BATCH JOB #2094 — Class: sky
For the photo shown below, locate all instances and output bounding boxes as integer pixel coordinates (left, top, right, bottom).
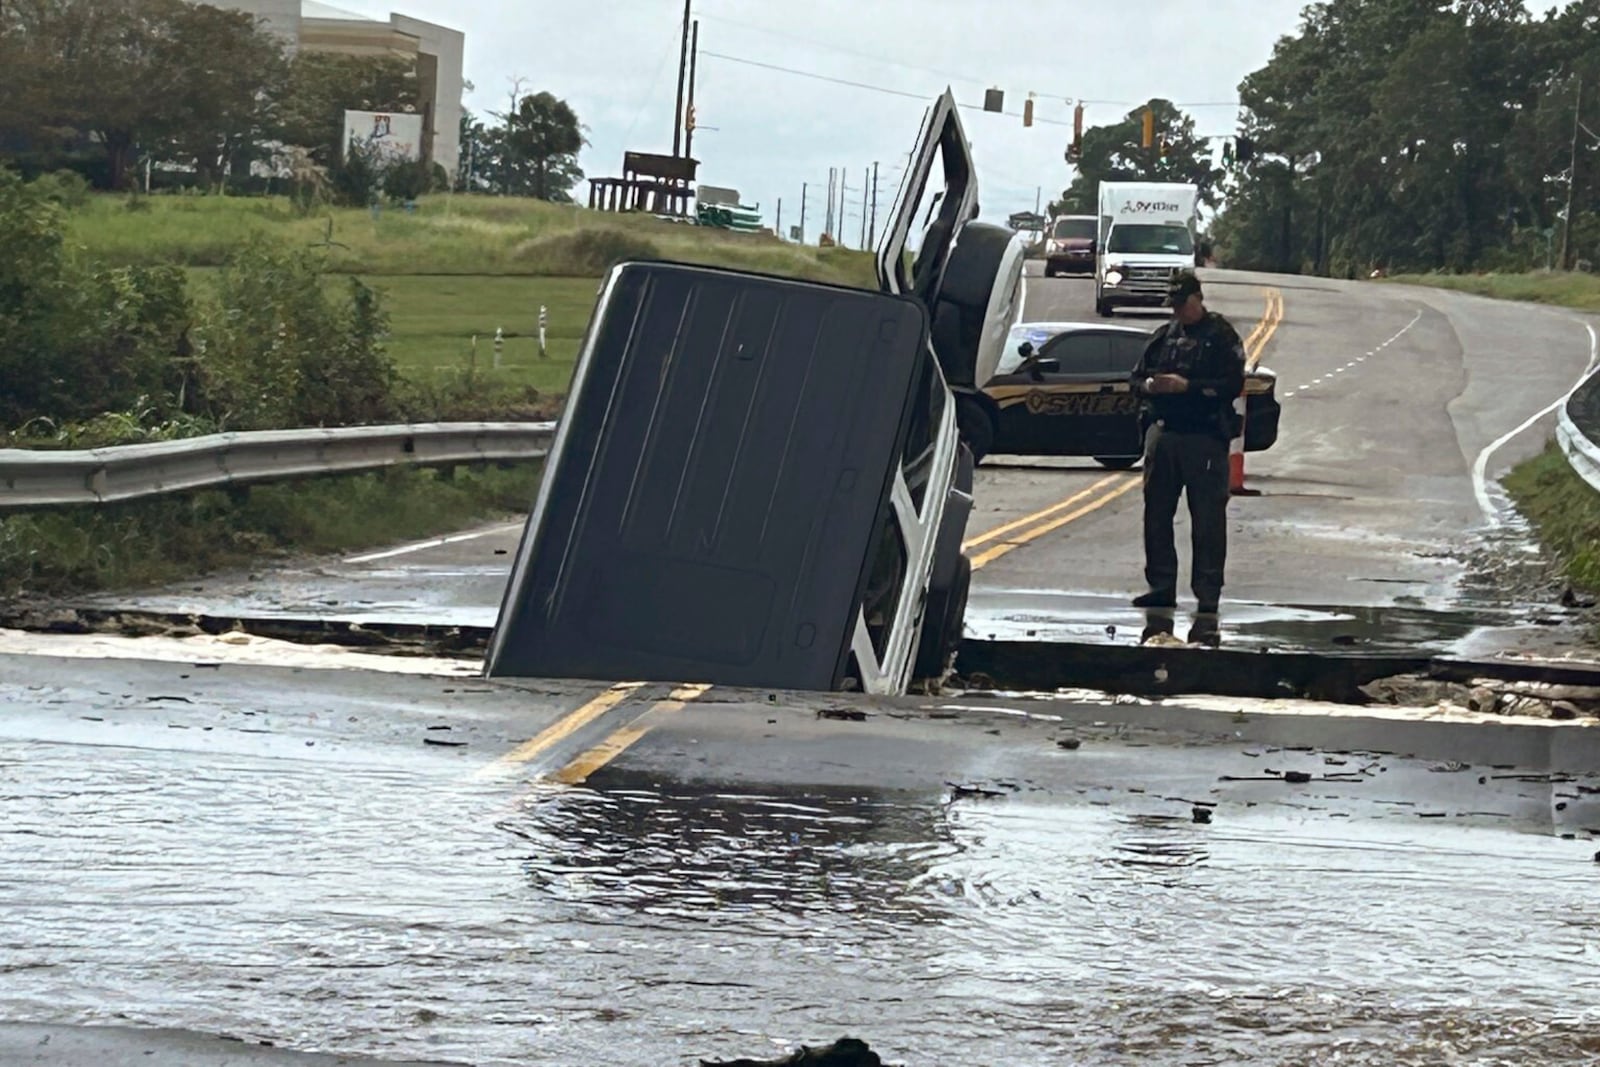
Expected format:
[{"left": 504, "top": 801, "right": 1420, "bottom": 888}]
[{"left": 317, "top": 0, "right": 1317, "bottom": 243}]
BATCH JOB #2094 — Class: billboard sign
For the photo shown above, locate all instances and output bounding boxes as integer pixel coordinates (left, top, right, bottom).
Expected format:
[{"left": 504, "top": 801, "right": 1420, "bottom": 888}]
[{"left": 343, "top": 110, "right": 424, "bottom": 165}]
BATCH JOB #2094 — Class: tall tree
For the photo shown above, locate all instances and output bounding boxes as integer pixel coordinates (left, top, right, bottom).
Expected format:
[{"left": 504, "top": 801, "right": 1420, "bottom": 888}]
[
  {"left": 1215, "top": 0, "right": 1600, "bottom": 275},
  {"left": 0, "top": 0, "right": 284, "bottom": 188},
  {"left": 497, "top": 91, "right": 587, "bottom": 201},
  {"left": 275, "top": 51, "right": 419, "bottom": 164},
  {"left": 1049, "top": 99, "right": 1222, "bottom": 217}
]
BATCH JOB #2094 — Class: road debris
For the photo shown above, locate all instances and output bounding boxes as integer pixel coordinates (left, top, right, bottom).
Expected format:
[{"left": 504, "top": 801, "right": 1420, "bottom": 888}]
[
  {"left": 1361, "top": 673, "right": 1600, "bottom": 719},
  {"left": 700, "top": 1037, "right": 886, "bottom": 1067}
]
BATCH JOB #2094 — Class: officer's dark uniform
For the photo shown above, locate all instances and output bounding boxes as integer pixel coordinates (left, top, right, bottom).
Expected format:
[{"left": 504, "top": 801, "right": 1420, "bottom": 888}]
[{"left": 1129, "top": 271, "right": 1246, "bottom": 612}]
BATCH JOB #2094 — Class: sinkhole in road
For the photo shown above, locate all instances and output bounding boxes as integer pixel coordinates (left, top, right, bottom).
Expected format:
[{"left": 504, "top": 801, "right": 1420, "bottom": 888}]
[{"left": 4, "top": 601, "right": 1600, "bottom": 712}]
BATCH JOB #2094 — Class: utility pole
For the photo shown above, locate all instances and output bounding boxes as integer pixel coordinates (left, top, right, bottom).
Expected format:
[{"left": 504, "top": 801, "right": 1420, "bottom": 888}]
[
  {"left": 671, "top": 0, "right": 691, "bottom": 157},
  {"left": 800, "top": 182, "right": 807, "bottom": 244},
  {"left": 1035, "top": 185, "right": 1041, "bottom": 215},
  {"left": 776, "top": 198, "right": 782, "bottom": 239},
  {"left": 868, "top": 161, "right": 879, "bottom": 246},
  {"left": 825, "top": 168, "right": 835, "bottom": 240},
  {"left": 1561, "top": 74, "right": 1583, "bottom": 271},
  {"left": 839, "top": 163, "right": 849, "bottom": 246},
  {"left": 837, "top": 167, "right": 852, "bottom": 247},
  {"left": 684, "top": 19, "right": 699, "bottom": 162},
  {"left": 860, "top": 167, "right": 868, "bottom": 247}
]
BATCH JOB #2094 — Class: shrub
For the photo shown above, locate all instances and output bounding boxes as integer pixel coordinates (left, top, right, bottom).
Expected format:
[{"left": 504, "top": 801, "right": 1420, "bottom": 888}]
[
  {"left": 0, "top": 170, "right": 193, "bottom": 426},
  {"left": 192, "top": 237, "right": 399, "bottom": 428},
  {"left": 512, "top": 228, "right": 661, "bottom": 275}
]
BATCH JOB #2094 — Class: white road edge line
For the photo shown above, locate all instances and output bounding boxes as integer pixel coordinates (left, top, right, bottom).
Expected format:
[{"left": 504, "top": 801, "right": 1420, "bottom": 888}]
[
  {"left": 346, "top": 521, "right": 527, "bottom": 564},
  {"left": 1472, "top": 320, "right": 1600, "bottom": 527}
]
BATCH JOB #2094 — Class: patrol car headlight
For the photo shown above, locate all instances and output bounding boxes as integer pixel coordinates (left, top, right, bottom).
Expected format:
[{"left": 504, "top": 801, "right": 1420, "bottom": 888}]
[{"left": 1105, "top": 269, "right": 1124, "bottom": 287}]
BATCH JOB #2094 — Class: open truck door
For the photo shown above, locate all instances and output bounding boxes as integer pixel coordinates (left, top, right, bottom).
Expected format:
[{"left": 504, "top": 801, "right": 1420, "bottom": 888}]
[{"left": 483, "top": 89, "right": 998, "bottom": 695}]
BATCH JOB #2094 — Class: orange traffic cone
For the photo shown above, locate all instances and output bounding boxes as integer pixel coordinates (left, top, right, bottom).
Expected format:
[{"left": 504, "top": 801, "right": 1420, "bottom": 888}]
[{"left": 1230, "top": 393, "right": 1259, "bottom": 497}]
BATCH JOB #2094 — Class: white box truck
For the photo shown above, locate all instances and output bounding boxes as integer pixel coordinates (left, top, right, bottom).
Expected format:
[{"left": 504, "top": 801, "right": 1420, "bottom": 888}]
[{"left": 1094, "top": 181, "right": 1199, "bottom": 317}]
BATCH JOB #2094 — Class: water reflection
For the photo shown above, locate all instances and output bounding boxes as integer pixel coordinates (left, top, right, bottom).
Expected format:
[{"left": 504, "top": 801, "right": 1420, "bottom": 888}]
[{"left": 499, "top": 780, "right": 961, "bottom": 933}]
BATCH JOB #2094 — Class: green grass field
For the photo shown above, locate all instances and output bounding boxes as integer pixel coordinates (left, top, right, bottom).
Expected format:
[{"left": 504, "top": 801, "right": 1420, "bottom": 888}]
[
  {"left": 1385, "top": 270, "right": 1600, "bottom": 311},
  {"left": 84, "top": 193, "right": 877, "bottom": 405},
  {"left": 2, "top": 191, "right": 880, "bottom": 596}
]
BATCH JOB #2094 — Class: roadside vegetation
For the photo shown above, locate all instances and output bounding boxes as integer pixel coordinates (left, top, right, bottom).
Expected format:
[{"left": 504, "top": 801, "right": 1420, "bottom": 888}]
[
  {"left": 1382, "top": 271, "right": 1600, "bottom": 314},
  {"left": 0, "top": 0, "right": 875, "bottom": 597},
  {"left": 0, "top": 171, "right": 873, "bottom": 598},
  {"left": 1504, "top": 443, "right": 1600, "bottom": 593}
]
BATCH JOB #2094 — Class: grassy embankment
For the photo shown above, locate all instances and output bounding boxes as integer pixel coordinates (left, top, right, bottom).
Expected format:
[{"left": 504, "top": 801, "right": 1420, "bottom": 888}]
[
  {"left": 1387, "top": 270, "right": 1600, "bottom": 591},
  {"left": 1384, "top": 269, "right": 1600, "bottom": 312},
  {"left": 2, "top": 194, "right": 876, "bottom": 597},
  {"left": 68, "top": 194, "right": 876, "bottom": 403}
]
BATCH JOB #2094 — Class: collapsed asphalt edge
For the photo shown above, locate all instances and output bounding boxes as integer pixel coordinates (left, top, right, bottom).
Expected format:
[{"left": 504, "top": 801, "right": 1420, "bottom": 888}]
[{"left": 7, "top": 604, "right": 1600, "bottom": 705}]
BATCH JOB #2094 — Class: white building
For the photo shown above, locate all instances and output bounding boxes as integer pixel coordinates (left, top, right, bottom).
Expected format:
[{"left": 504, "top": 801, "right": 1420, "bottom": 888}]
[{"left": 213, "top": 0, "right": 464, "bottom": 176}]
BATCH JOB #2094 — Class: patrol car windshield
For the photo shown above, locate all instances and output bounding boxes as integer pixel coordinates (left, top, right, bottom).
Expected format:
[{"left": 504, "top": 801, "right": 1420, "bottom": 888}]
[
  {"left": 1107, "top": 223, "right": 1193, "bottom": 255},
  {"left": 1052, "top": 217, "right": 1095, "bottom": 240}
]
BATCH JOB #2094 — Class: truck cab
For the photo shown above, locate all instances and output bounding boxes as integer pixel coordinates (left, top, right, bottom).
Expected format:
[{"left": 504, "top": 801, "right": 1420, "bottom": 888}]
[{"left": 1094, "top": 181, "right": 1199, "bottom": 317}]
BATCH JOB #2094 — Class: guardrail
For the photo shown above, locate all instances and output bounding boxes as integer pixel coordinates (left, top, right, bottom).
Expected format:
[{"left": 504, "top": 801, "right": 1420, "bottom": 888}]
[
  {"left": 1559, "top": 367, "right": 1600, "bottom": 495},
  {"left": 0, "top": 422, "right": 555, "bottom": 511}
]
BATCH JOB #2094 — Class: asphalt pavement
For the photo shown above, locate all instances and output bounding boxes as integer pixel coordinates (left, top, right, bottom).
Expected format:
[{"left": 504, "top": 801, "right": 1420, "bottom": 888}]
[
  {"left": 74, "top": 265, "right": 1600, "bottom": 661},
  {"left": 3, "top": 648, "right": 1599, "bottom": 1066},
  {"left": 11, "top": 266, "right": 1600, "bottom": 1065}
]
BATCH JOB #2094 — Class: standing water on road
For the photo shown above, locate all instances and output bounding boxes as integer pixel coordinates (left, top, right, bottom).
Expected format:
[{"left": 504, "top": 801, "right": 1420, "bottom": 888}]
[{"left": 4, "top": 731, "right": 1598, "bottom": 1066}]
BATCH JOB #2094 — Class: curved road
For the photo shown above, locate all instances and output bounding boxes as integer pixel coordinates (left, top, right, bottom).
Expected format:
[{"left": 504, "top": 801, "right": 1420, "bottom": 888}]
[{"left": 83, "top": 265, "right": 1600, "bottom": 659}]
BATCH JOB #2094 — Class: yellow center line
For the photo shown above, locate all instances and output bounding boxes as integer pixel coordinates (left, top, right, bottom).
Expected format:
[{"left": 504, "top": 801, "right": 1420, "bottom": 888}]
[
  {"left": 961, "top": 473, "right": 1123, "bottom": 551},
  {"left": 1248, "top": 288, "right": 1283, "bottom": 371},
  {"left": 969, "top": 476, "right": 1141, "bottom": 570},
  {"left": 547, "top": 684, "right": 713, "bottom": 786},
  {"left": 471, "top": 681, "right": 644, "bottom": 780}
]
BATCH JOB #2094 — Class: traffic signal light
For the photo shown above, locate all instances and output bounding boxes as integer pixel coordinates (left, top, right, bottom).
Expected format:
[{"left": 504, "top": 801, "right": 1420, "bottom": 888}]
[
  {"left": 1073, "top": 103, "right": 1084, "bottom": 143},
  {"left": 984, "top": 87, "right": 1004, "bottom": 113},
  {"left": 1142, "top": 108, "right": 1154, "bottom": 148},
  {"left": 1023, "top": 96, "right": 1034, "bottom": 127}
]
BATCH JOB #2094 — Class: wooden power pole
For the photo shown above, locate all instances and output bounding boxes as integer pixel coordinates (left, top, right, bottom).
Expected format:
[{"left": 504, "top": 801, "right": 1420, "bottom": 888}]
[{"left": 672, "top": 0, "right": 690, "bottom": 157}]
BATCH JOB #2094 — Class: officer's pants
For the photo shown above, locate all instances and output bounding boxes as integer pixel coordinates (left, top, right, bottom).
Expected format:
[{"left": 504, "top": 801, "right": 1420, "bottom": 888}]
[{"left": 1141, "top": 424, "right": 1229, "bottom": 607}]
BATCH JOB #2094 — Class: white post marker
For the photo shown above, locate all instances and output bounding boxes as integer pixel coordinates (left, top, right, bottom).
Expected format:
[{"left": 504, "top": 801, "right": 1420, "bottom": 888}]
[
  {"left": 538, "top": 305, "right": 548, "bottom": 359},
  {"left": 493, "top": 326, "right": 504, "bottom": 370}
]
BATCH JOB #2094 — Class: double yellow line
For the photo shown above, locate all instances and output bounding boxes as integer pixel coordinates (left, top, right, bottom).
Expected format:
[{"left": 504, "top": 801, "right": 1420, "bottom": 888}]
[
  {"left": 963, "top": 286, "right": 1284, "bottom": 572},
  {"left": 1243, "top": 287, "right": 1284, "bottom": 371},
  {"left": 474, "top": 681, "right": 711, "bottom": 788}
]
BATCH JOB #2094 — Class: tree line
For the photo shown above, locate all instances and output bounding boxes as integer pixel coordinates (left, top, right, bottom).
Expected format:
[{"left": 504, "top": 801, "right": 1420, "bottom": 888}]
[
  {"left": 1055, "top": 0, "right": 1600, "bottom": 277},
  {"left": 0, "top": 0, "right": 586, "bottom": 203}
]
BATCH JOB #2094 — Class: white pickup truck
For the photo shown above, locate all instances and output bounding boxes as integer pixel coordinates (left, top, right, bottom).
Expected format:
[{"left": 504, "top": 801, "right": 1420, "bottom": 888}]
[{"left": 1094, "top": 181, "right": 1199, "bottom": 317}]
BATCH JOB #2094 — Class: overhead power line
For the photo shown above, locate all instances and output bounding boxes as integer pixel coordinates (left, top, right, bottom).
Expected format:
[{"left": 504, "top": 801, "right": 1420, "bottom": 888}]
[
  {"left": 693, "top": 13, "right": 1242, "bottom": 113},
  {"left": 700, "top": 51, "right": 1071, "bottom": 125}
]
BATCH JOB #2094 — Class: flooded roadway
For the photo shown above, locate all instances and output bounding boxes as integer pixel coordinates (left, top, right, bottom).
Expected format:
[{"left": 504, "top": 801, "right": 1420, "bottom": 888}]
[{"left": 3, "top": 648, "right": 1599, "bottom": 1065}]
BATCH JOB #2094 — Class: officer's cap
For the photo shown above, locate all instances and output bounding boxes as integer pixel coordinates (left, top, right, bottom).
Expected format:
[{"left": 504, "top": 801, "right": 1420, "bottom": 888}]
[{"left": 1165, "top": 269, "right": 1203, "bottom": 306}]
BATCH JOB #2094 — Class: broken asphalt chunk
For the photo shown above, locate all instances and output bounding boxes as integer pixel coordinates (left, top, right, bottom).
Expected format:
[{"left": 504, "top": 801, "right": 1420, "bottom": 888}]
[{"left": 700, "top": 1037, "right": 884, "bottom": 1067}]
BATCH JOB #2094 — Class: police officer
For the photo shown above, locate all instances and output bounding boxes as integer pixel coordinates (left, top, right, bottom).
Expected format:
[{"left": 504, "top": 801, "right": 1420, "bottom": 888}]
[{"left": 1129, "top": 269, "right": 1245, "bottom": 614}]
